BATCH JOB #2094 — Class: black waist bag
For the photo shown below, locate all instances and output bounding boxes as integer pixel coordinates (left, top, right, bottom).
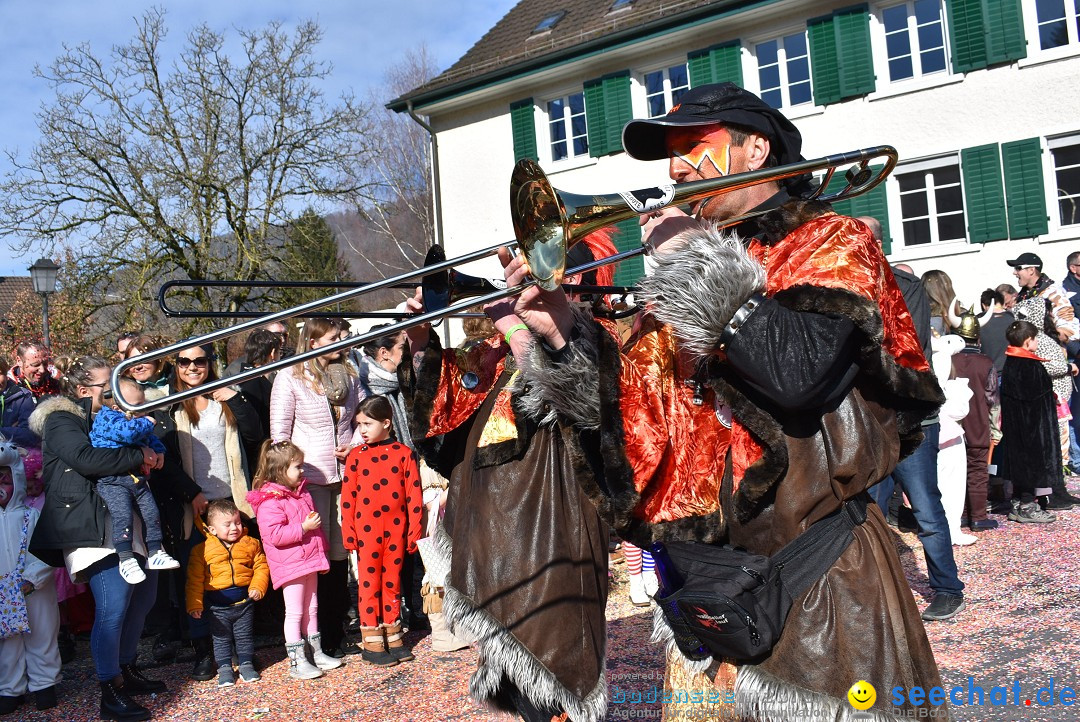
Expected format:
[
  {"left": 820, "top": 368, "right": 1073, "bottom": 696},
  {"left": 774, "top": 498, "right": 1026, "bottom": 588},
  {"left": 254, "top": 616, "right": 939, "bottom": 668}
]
[{"left": 654, "top": 495, "right": 867, "bottom": 663}]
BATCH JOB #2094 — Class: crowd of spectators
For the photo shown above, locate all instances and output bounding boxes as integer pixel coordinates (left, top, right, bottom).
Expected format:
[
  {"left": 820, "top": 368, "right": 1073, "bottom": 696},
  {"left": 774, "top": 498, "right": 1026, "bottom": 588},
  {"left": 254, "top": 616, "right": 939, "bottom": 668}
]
[
  {"left": 0, "top": 317, "right": 448, "bottom": 718},
  {"left": 2, "top": 245, "right": 1080, "bottom": 716}
]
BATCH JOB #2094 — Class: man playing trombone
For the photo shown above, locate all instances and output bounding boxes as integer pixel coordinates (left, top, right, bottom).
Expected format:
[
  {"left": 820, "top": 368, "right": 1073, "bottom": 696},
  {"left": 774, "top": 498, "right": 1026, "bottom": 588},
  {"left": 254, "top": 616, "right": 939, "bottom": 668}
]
[
  {"left": 402, "top": 230, "right": 620, "bottom": 722},
  {"left": 506, "top": 83, "right": 947, "bottom": 719}
]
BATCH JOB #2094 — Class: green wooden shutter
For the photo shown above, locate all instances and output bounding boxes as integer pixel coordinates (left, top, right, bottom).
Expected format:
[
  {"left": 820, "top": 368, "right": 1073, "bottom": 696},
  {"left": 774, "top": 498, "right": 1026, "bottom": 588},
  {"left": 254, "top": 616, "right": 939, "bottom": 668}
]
[
  {"left": 584, "top": 72, "right": 632, "bottom": 158},
  {"left": 612, "top": 218, "right": 645, "bottom": 286},
  {"left": 985, "top": 0, "right": 1027, "bottom": 64},
  {"left": 687, "top": 42, "right": 743, "bottom": 87},
  {"left": 1002, "top": 138, "right": 1048, "bottom": 238},
  {"left": 808, "top": 14, "right": 841, "bottom": 105},
  {"left": 808, "top": 6, "right": 874, "bottom": 105},
  {"left": 961, "top": 144, "right": 1009, "bottom": 243},
  {"left": 947, "top": 0, "right": 988, "bottom": 72},
  {"left": 835, "top": 6, "right": 875, "bottom": 97},
  {"left": 824, "top": 166, "right": 892, "bottom": 254},
  {"left": 583, "top": 80, "right": 607, "bottom": 156},
  {"left": 510, "top": 99, "right": 537, "bottom": 162}
]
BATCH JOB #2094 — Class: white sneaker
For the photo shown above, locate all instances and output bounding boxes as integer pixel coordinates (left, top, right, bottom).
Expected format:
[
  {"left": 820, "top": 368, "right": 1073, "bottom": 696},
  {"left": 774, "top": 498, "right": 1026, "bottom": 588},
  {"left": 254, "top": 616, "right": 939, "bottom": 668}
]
[
  {"left": 146, "top": 549, "right": 181, "bottom": 570},
  {"left": 628, "top": 574, "right": 650, "bottom": 607},
  {"left": 119, "top": 557, "right": 147, "bottom": 585},
  {"left": 642, "top": 570, "right": 659, "bottom": 597},
  {"left": 952, "top": 532, "right": 978, "bottom": 546}
]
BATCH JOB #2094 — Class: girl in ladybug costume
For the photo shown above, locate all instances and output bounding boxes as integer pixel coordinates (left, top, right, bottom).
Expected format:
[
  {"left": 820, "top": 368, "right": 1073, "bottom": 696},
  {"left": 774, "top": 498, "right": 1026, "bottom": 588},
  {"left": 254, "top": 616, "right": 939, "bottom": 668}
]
[{"left": 342, "top": 395, "right": 422, "bottom": 667}]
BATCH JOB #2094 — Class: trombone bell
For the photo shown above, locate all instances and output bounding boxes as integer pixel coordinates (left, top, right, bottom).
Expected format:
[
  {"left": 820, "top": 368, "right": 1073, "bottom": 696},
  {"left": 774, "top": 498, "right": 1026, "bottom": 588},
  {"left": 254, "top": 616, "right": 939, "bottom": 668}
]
[{"left": 510, "top": 159, "right": 568, "bottom": 291}]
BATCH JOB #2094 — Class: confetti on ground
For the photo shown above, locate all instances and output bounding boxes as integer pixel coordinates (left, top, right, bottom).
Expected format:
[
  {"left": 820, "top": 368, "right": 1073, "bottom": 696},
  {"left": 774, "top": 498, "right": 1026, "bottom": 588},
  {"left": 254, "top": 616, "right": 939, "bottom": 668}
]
[{"left": 14, "top": 480, "right": 1080, "bottom": 721}]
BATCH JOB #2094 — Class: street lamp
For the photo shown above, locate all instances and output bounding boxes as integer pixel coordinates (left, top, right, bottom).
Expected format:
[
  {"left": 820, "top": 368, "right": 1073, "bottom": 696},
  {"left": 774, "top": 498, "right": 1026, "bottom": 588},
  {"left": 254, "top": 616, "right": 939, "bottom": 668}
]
[{"left": 29, "top": 257, "right": 61, "bottom": 349}]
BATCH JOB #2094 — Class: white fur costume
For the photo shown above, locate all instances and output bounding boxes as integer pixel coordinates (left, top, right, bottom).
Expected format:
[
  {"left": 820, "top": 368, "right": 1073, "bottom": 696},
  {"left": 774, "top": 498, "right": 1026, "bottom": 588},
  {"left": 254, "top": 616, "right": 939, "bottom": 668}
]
[
  {"left": 931, "top": 337, "right": 976, "bottom": 546},
  {"left": 0, "top": 436, "right": 61, "bottom": 697}
]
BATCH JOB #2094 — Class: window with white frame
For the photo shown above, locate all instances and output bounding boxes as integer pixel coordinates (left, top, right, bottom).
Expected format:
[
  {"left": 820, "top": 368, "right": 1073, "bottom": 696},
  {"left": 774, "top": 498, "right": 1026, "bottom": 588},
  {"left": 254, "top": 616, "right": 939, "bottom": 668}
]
[
  {"left": 546, "top": 92, "right": 588, "bottom": 162},
  {"left": 879, "top": 0, "right": 949, "bottom": 82},
  {"left": 754, "top": 31, "right": 812, "bottom": 109},
  {"left": 1049, "top": 135, "right": 1080, "bottom": 227},
  {"left": 1029, "top": 0, "right": 1080, "bottom": 51},
  {"left": 895, "top": 158, "right": 967, "bottom": 247},
  {"left": 643, "top": 63, "right": 689, "bottom": 118}
]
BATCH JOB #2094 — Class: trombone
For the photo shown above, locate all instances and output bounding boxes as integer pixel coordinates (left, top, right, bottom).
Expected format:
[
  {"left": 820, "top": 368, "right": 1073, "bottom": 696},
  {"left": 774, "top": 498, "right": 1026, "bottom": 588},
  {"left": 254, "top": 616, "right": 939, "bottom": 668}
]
[{"left": 112, "top": 145, "right": 898, "bottom": 414}]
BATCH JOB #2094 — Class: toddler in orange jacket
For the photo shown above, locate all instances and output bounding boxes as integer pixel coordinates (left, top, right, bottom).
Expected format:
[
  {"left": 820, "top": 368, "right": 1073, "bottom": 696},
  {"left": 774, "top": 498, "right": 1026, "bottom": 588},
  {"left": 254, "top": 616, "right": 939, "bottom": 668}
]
[{"left": 186, "top": 499, "right": 270, "bottom": 687}]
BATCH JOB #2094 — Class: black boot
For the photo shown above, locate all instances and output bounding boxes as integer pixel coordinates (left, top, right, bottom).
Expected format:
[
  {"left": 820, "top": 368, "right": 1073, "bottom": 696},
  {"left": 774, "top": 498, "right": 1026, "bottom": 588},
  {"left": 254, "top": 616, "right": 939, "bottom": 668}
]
[
  {"left": 191, "top": 637, "right": 216, "bottom": 681},
  {"left": 99, "top": 676, "right": 150, "bottom": 721},
  {"left": 0, "top": 695, "right": 22, "bottom": 716},
  {"left": 34, "top": 686, "right": 57, "bottom": 711},
  {"left": 1052, "top": 478, "right": 1080, "bottom": 505},
  {"left": 121, "top": 663, "right": 168, "bottom": 695}
]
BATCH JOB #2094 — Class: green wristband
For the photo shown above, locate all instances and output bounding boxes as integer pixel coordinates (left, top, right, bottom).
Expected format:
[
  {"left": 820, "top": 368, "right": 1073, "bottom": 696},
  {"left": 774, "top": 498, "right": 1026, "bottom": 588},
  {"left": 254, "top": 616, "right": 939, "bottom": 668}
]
[{"left": 504, "top": 323, "right": 530, "bottom": 345}]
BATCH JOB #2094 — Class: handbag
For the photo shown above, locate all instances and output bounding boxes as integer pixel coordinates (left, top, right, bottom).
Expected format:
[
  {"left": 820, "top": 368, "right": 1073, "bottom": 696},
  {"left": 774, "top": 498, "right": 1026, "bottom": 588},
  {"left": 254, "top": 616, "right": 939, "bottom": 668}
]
[
  {"left": 416, "top": 536, "right": 450, "bottom": 588},
  {"left": 653, "top": 496, "right": 867, "bottom": 663},
  {"left": 0, "top": 510, "right": 33, "bottom": 639}
]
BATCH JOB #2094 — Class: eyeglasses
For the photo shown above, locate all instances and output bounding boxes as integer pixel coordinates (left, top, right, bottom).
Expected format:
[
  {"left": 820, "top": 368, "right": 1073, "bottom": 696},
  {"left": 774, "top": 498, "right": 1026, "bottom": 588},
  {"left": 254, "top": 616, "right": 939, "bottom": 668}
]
[
  {"left": 176, "top": 356, "right": 210, "bottom": 369},
  {"left": 1013, "top": 265, "right": 1038, "bottom": 271},
  {"left": 81, "top": 382, "right": 108, "bottom": 389}
]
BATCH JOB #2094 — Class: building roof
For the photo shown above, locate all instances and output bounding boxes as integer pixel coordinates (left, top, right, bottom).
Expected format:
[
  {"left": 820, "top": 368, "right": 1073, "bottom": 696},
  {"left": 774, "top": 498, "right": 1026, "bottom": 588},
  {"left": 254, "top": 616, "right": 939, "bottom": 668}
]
[
  {"left": 388, "top": 0, "right": 770, "bottom": 111},
  {"left": 0, "top": 276, "right": 32, "bottom": 315}
]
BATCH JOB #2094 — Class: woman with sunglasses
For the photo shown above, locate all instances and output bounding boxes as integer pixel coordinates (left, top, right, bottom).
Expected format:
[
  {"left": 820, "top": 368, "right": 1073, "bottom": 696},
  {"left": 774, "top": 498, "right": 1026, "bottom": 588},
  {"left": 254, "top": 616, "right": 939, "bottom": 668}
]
[
  {"left": 122, "top": 335, "right": 173, "bottom": 402},
  {"left": 29, "top": 356, "right": 184, "bottom": 720},
  {"left": 269, "top": 317, "right": 362, "bottom": 659},
  {"left": 155, "top": 343, "right": 262, "bottom": 682}
]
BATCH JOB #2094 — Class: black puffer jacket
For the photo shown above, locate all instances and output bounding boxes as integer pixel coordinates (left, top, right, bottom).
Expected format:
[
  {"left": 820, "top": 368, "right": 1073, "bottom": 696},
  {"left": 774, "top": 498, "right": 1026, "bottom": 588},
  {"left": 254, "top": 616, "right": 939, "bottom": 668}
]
[{"left": 28, "top": 396, "right": 144, "bottom": 562}]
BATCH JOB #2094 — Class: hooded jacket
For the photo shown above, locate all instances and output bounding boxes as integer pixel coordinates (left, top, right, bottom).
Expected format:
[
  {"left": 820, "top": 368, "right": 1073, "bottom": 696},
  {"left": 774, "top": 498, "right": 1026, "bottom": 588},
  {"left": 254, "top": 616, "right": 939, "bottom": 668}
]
[
  {"left": 185, "top": 530, "right": 270, "bottom": 614},
  {"left": 27, "top": 396, "right": 144, "bottom": 558},
  {"left": 0, "top": 381, "right": 38, "bottom": 448},
  {"left": 0, "top": 436, "right": 52, "bottom": 590},
  {"left": 246, "top": 480, "right": 328, "bottom": 589}
]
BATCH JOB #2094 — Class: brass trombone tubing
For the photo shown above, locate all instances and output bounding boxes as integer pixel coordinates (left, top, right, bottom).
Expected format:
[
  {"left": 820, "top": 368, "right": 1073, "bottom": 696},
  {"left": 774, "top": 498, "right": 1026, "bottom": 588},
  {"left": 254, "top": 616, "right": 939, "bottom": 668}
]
[
  {"left": 111, "top": 252, "right": 623, "bottom": 414},
  {"left": 157, "top": 279, "right": 636, "bottom": 319},
  {"left": 113, "top": 145, "right": 898, "bottom": 414}
]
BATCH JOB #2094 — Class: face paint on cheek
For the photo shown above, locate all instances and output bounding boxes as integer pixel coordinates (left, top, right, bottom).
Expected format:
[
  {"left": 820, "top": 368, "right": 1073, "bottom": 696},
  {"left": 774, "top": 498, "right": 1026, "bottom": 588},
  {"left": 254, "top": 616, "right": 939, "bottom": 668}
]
[{"left": 671, "top": 127, "right": 734, "bottom": 176}]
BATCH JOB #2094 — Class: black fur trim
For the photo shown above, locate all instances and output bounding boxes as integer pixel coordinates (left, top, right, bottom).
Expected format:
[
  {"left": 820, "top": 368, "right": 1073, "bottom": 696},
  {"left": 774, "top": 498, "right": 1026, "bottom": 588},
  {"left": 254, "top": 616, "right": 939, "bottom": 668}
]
[
  {"left": 754, "top": 199, "right": 834, "bottom": 245},
  {"left": 403, "top": 336, "right": 446, "bottom": 471}
]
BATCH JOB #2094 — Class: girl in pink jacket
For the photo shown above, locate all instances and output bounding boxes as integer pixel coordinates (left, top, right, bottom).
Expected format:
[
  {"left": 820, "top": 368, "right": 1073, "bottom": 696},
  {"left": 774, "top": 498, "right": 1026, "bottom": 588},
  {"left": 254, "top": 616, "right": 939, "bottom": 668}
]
[{"left": 246, "top": 440, "right": 341, "bottom": 680}]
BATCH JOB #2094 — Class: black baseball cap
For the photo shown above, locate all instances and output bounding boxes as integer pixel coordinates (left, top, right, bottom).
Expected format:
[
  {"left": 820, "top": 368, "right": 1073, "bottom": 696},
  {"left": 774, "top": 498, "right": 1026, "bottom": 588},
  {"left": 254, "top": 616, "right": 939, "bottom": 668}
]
[
  {"left": 1006, "top": 252, "right": 1043, "bottom": 269},
  {"left": 622, "top": 82, "right": 805, "bottom": 166}
]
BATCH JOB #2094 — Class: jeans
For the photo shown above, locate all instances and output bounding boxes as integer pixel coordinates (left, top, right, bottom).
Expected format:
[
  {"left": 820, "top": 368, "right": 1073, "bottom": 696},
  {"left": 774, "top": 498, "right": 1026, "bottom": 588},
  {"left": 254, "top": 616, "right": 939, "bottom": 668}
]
[
  {"left": 869, "top": 423, "right": 964, "bottom": 598},
  {"left": 208, "top": 600, "right": 255, "bottom": 666},
  {"left": 97, "top": 474, "right": 163, "bottom": 555},
  {"left": 87, "top": 558, "right": 159, "bottom": 681}
]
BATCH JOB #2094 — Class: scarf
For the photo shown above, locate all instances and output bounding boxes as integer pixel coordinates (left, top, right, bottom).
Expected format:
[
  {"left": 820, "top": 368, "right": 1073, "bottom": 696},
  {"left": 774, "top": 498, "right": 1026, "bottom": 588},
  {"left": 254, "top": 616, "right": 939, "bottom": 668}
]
[{"left": 361, "top": 355, "right": 412, "bottom": 450}]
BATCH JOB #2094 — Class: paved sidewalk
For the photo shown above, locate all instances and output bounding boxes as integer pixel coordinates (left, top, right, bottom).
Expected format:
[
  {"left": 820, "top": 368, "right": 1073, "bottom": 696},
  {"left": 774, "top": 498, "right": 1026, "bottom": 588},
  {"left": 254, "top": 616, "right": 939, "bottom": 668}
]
[{"left": 16, "top": 485, "right": 1080, "bottom": 721}]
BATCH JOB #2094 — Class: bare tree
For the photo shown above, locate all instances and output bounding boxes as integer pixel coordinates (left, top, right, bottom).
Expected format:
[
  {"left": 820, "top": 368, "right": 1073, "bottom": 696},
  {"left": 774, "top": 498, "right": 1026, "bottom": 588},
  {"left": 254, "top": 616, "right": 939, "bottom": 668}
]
[
  {"left": 341, "top": 46, "right": 439, "bottom": 282},
  {"left": 0, "top": 9, "right": 379, "bottom": 337}
]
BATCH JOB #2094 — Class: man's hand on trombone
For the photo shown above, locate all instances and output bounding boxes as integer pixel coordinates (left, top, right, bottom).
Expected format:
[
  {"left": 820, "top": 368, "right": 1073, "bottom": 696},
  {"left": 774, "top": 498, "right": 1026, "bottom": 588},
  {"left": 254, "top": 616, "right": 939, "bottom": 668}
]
[{"left": 496, "top": 246, "right": 574, "bottom": 352}]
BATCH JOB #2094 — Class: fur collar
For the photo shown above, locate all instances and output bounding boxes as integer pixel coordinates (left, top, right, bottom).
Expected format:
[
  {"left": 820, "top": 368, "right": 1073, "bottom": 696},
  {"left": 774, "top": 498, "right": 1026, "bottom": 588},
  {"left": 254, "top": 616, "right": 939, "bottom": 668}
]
[
  {"left": 745, "top": 197, "right": 833, "bottom": 245},
  {"left": 29, "top": 395, "right": 86, "bottom": 437}
]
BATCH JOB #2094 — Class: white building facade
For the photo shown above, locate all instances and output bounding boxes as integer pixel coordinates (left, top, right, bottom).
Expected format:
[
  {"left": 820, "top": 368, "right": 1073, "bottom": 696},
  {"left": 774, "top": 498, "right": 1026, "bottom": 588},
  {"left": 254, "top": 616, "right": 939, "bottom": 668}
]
[{"left": 391, "top": 0, "right": 1080, "bottom": 307}]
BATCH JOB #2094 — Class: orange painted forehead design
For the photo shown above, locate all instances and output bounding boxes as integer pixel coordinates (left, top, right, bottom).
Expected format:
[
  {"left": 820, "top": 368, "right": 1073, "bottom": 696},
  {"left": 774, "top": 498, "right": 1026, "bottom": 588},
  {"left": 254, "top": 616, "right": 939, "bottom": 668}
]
[{"left": 665, "top": 124, "right": 734, "bottom": 176}]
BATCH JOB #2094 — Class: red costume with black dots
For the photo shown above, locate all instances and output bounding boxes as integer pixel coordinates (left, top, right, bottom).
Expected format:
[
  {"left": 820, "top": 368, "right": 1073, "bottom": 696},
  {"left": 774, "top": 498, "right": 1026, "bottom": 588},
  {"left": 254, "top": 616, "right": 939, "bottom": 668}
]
[{"left": 342, "top": 439, "right": 423, "bottom": 628}]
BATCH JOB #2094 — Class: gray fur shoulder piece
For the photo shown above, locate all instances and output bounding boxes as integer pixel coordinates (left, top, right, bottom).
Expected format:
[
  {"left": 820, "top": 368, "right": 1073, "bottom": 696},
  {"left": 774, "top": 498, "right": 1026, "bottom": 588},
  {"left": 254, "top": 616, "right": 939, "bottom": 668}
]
[
  {"left": 516, "top": 304, "right": 603, "bottom": 429},
  {"left": 637, "top": 225, "right": 766, "bottom": 358},
  {"left": 29, "top": 395, "right": 84, "bottom": 437},
  {"left": 735, "top": 666, "right": 909, "bottom": 721}
]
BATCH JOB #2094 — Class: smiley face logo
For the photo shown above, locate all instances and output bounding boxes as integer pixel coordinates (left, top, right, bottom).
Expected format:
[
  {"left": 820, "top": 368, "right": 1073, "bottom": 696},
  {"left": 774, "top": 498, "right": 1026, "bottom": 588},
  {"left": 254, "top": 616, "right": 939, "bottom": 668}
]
[{"left": 847, "top": 680, "right": 876, "bottom": 710}]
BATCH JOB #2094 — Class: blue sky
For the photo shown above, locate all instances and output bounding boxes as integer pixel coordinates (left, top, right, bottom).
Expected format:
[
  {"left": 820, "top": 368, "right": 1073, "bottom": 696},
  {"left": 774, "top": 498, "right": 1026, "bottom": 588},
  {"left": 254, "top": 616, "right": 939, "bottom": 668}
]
[{"left": 0, "top": 0, "right": 515, "bottom": 276}]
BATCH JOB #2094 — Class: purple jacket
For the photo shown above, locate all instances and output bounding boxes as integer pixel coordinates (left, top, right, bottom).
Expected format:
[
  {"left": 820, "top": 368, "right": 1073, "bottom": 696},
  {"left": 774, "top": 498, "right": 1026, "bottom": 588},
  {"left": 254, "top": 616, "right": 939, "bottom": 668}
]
[{"left": 246, "top": 480, "right": 329, "bottom": 589}]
